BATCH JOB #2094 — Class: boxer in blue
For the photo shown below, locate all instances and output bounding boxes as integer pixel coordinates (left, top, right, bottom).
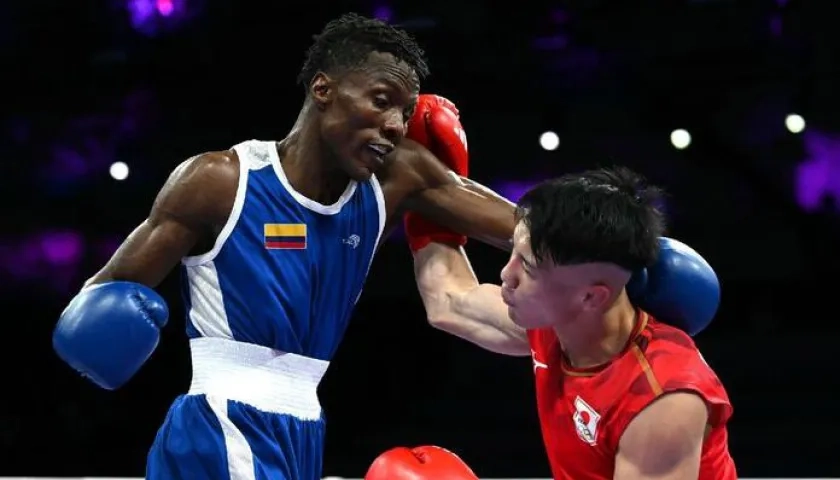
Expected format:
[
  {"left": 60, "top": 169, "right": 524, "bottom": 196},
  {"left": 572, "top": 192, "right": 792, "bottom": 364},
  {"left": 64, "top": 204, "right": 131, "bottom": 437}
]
[{"left": 52, "top": 13, "right": 514, "bottom": 480}]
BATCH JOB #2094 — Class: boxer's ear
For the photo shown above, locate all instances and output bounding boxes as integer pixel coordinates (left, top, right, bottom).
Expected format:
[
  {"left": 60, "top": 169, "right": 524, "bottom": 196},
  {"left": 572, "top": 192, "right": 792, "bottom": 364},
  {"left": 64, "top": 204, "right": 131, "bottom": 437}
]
[
  {"left": 310, "top": 73, "right": 334, "bottom": 110},
  {"left": 581, "top": 284, "right": 611, "bottom": 312}
]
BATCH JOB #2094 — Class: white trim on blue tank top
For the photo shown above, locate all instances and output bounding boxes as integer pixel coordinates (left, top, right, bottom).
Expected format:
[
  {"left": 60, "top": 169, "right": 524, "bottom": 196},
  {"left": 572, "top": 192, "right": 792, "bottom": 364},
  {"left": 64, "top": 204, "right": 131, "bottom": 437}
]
[
  {"left": 268, "top": 141, "right": 358, "bottom": 215},
  {"left": 181, "top": 144, "right": 251, "bottom": 267}
]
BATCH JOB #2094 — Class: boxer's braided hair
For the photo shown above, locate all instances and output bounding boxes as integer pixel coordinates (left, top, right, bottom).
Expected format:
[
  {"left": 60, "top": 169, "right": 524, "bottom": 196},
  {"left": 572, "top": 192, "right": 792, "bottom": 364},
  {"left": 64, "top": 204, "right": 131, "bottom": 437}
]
[{"left": 298, "top": 13, "right": 429, "bottom": 88}]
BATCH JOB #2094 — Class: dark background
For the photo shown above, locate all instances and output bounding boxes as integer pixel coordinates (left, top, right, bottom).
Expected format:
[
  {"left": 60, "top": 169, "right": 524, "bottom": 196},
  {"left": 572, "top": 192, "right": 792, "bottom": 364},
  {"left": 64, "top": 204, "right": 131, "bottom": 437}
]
[{"left": 2, "top": 0, "right": 839, "bottom": 478}]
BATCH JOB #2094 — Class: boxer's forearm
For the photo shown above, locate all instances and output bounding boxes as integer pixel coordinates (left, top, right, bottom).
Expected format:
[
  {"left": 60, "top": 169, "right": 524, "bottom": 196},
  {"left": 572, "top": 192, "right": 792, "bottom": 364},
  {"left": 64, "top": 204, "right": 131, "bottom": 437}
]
[
  {"left": 413, "top": 243, "right": 529, "bottom": 356},
  {"left": 459, "top": 176, "right": 515, "bottom": 211},
  {"left": 400, "top": 148, "right": 516, "bottom": 252},
  {"left": 458, "top": 176, "right": 517, "bottom": 251}
]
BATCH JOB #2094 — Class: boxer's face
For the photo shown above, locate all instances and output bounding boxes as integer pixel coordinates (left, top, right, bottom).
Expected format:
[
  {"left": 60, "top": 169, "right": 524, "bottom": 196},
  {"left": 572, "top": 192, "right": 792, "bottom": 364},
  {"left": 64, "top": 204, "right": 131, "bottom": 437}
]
[
  {"left": 501, "top": 222, "right": 561, "bottom": 329},
  {"left": 501, "top": 222, "right": 596, "bottom": 329},
  {"left": 312, "top": 52, "right": 419, "bottom": 181}
]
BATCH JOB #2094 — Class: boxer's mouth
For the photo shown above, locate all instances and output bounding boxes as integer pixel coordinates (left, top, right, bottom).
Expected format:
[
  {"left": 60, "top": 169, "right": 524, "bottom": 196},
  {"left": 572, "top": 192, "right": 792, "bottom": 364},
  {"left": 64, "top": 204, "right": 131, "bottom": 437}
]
[
  {"left": 501, "top": 288, "right": 515, "bottom": 306},
  {"left": 365, "top": 143, "right": 393, "bottom": 167},
  {"left": 367, "top": 143, "right": 393, "bottom": 157}
]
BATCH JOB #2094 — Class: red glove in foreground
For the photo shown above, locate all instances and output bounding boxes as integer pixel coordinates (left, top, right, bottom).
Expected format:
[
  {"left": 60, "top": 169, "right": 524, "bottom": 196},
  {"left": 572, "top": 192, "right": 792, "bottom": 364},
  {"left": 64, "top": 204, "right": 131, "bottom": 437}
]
[{"left": 364, "top": 445, "right": 479, "bottom": 480}]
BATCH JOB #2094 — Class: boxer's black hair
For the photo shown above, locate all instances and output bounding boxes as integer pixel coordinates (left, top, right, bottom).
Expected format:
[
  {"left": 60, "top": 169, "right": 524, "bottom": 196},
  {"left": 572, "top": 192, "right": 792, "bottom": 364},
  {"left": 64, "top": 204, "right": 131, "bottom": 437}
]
[
  {"left": 297, "top": 13, "right": 429, "bottom": 89},
  {"left": 515, "top": 166, "right": 665, "bottom": 271}
]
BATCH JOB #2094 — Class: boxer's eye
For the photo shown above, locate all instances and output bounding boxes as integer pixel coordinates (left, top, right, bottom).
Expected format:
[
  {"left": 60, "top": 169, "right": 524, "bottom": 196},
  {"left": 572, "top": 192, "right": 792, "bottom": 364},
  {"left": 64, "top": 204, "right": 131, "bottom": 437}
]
[
  {"left": 373, "top": 95, "right": 390, "bottom": 110},
  {"left": 519, "top": 255, "right": 536, "bottom": 276}
]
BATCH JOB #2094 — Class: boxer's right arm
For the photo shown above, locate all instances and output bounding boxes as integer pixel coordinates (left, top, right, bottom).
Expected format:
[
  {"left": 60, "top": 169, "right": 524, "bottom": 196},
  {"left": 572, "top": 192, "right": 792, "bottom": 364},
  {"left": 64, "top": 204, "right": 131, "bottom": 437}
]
[
  {"left": 53, "top": 152, "right": 238, "bottom": 390},
  {"left": 413, "top": 242, "right": 529, "bottom": 356},
  {"left": 85, "top": 152, "right": 238, "bottom": 287}
]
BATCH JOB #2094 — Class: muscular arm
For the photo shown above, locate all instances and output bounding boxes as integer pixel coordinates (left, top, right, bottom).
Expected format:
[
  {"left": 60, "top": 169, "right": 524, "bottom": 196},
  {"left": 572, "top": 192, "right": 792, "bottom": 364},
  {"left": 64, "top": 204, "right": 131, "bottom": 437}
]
[
  {"left": 413, "top": 242, "right": 529, "bottom": 356},
  {"left": 86, "top": 151, "right": 238, "bottom": 288},
  {"left": 52, "top": 151, "right": 238, "bottom": 390},
  {"left": 614, "top": 393, "right": 709, "bottom": 480},
  {"left": 394, "top": 140, "right": 516, "bottom": 252}
]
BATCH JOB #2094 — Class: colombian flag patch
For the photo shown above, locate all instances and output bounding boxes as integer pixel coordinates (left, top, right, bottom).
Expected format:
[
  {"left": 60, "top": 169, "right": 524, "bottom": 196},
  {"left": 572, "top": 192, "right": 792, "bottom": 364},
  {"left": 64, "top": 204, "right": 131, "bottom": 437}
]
[{"left": 264, "top": 223, "right": 307, "bottom": 250}]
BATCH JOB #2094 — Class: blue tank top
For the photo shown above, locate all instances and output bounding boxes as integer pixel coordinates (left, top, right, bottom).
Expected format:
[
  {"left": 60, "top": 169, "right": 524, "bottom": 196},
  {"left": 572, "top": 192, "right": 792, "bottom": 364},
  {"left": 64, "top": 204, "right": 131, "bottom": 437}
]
[{"left": 179, "top": 140, "right": 386, "bottom": 361}]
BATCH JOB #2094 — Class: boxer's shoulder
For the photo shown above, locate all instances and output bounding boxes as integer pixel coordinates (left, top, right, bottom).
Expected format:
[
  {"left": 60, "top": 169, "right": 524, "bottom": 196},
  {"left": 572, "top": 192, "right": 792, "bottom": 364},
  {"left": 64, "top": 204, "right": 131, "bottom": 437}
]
[
  {"left": 177, "top": 149, "right": 241, "bottom": 185},
  {"left": 625, "top": 317, "right": 726, "bottom": 402},
  {"left": 637, "top": 317, "right": 705, "bottom": 368},
  {"left": 375, "top": 139, "right": 440, "bottom": 216},
  {"left": 154, "top": 149, "right": 240, "bottom": 227},
  {"left": 380, "top": 139, "right": 443, "bottom": 187}
]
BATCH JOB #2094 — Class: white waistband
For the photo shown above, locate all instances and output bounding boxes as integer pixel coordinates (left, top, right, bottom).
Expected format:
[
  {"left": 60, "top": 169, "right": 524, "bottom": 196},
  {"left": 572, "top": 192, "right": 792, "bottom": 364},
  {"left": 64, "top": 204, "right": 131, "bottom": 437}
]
[{"left": 188, "top": 337, "right": 330, "bottom": 420}]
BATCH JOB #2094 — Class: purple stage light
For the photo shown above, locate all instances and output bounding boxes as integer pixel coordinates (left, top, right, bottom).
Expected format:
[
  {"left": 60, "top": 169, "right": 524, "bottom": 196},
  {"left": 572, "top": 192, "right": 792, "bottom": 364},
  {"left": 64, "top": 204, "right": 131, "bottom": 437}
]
[
  {"left": 126, "top": 0, "right": 191, "bottom": 36},
  {"left": 157, "top": 0, "right": 174, "bottom": 16},
  {"left": 796, "top": 130, "right": 840, "bottom": 212},
  {"left": 0, "top": 232, "right": 84, "bottom": 288},
  {"left": 41, "top": 231, "right": 84, "bottom": 266},
  {"left": 51, "top": 145, "right": 91, "bottom": 177},
  {"left": 38, "top": 88, "right": 159, "bottom": 191},
  {"left": 494, "top": 180, "right": 542, "bottom": 203},
  {"left": 373, "top": 5, "right": 393, "bottom": 22},
  {"left": 0, "top": 231, "right": 102, "bottom": 293},
  {"left": 128, "top": 0, "right": 156, "bottom": 28}
]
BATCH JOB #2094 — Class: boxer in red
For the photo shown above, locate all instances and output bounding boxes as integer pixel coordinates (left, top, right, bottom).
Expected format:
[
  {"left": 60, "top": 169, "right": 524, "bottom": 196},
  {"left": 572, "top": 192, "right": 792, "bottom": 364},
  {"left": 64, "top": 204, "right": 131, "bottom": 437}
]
[{"left": 395, "top": 168, "right": 738, "bottom": 476}]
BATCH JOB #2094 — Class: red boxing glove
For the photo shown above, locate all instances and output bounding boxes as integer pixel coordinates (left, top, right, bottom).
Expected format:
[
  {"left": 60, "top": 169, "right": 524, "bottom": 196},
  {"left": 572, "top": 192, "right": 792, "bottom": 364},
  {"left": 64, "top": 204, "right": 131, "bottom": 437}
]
[
  {"left": 364, "top": 445, "right": 478, "bottom": 480},
  {"left": 406, "top": 95, "right": 469, "bottom": 176},
  {"left": 404, "top": 94, "right": 469, "bottom": 252}
]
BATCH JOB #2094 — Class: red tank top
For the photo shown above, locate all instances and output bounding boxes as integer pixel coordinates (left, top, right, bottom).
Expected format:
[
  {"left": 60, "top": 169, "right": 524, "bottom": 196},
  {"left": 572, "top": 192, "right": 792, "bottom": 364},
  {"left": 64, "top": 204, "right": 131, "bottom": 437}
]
[{"left": 527, "top": 311, "right": 737, "bottom": 480}]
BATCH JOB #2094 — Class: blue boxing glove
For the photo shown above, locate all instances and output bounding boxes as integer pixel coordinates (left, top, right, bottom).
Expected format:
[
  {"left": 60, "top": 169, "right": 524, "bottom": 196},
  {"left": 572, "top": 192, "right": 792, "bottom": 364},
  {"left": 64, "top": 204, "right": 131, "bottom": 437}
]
[
  {"left": 626, "top": 237, "right": 720, "bottom": 336},
  {"left": 53, "top": 281, "right": 169, "bottom": 390}
]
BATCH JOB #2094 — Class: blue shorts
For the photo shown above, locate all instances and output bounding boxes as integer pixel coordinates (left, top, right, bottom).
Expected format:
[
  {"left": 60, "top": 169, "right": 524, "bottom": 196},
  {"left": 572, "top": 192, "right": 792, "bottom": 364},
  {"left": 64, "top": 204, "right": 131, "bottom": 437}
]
[
  {"left": 147, "top": 338, "right": 331, "bottom": 480},
  {"left": 146, "top": 394, "right": 326, "bottom": 480}
]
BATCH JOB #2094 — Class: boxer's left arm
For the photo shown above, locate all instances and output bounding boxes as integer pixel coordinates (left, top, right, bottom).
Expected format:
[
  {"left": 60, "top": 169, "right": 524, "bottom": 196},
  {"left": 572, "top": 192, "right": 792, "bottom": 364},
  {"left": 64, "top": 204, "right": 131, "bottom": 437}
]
[
  {"left": 614, "top": 392, "right": 708, "bottom": 480},
  {"left": 413, "top": 242, "right": 529, "bottom": 356},
  {"left": 397, "top": 139, "right": 516, "bottom": 252}
]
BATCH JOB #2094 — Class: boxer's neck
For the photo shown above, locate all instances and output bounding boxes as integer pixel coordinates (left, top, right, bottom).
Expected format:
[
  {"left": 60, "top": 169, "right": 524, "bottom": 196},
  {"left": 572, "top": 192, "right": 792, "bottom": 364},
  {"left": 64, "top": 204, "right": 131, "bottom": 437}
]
[
  {"left": 554, "top": 292, "right": 638, "bottom": 369},
  {"left": 280, "top": 103, "right": 350, "bottom": 205}
]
